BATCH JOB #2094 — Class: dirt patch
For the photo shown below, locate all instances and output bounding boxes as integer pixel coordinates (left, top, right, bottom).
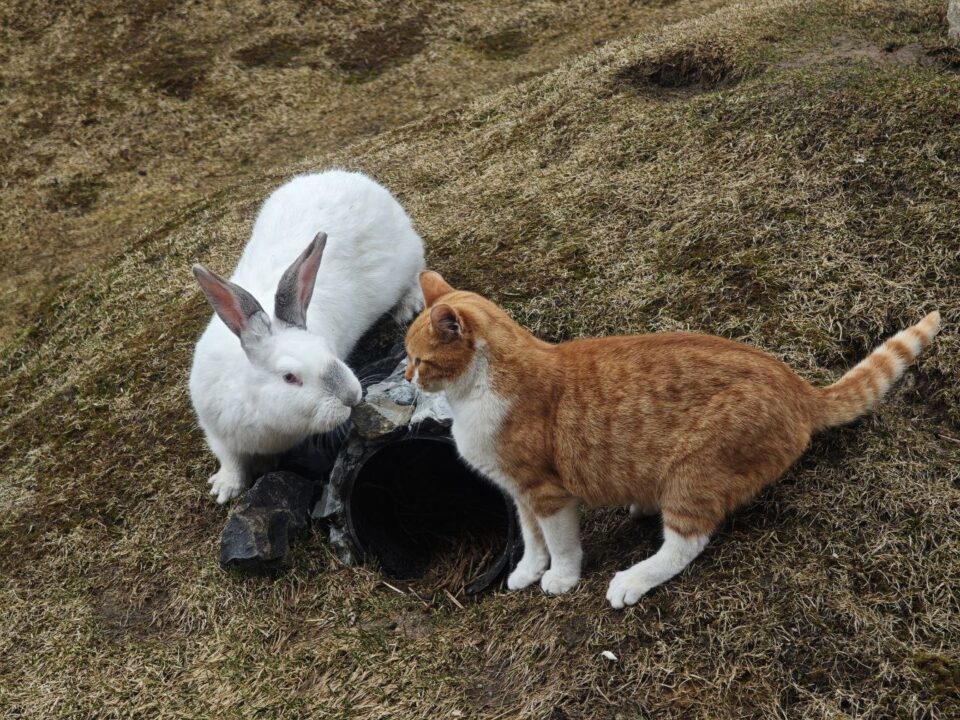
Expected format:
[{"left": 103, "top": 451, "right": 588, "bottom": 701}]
[
  {"left": 137, "top": 39, "right": 211, "bottom": 99},
  {"left": 326, "top": 15, "right": 427, "bottom": 82},
  {"left": 472, "top": 29, "right": 531, "bottom": 60},
  {"left": 781, "top": 37, "right": 960, "bottom": 70},
  {"left": 91, "top": 582, "right": 169, "bottom": 639},
  {"left": 233, "top": 35, "right": 314, "bottom": 69},
  {"left": 559, "top": 616, "right": 590, "bottom": 649},
  {"left": 44, "top": 176, "right": 105, "bottom": 214},
  {"left": 614, "top": 42, "right": 739, "bottom": 96},
  {"left": 926, "top": 43, "right": 960, "bottom": 69},
  {"left": 391, "top": 609, "right": 434, "bottom": 640},
  {"left": 467, "top": 661, "right": 515, "bottom": 712}
]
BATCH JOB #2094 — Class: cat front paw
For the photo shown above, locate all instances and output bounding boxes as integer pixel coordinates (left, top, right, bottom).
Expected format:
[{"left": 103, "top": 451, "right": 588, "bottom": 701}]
[
  {"left": 606, "top": 569, "right": 656, "bottom": 609},
  {"left": 507, "top": 557, "right": 548, "bottom": 590},
  {"left": 540, "top": 569, "right": 579, "bottom": 595},
  {"left": 209, "top": 469, "right": 246, "bottom": 505}
]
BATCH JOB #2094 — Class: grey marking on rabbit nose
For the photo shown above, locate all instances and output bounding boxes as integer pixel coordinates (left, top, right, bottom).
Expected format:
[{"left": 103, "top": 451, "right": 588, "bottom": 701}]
[
  {"left": 324, "top": 364, "right": 361, "bottom": 406},
  {"left": 275, "top": 232, "right": 327, "bottom": 329}
]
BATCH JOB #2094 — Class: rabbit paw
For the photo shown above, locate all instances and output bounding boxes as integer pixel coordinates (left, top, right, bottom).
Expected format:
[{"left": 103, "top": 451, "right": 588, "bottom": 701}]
[
  {"left": 393, "top": 285, "right": 425, "bottom": 324},
  {"left": 209, "top": 469, "right": 246, "bottom": 504}
]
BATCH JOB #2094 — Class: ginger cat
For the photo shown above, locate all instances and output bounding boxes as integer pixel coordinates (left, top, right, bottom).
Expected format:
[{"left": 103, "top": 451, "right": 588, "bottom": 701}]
[{"left": 404, "top": 271, "right": 941, "bottom": 608}]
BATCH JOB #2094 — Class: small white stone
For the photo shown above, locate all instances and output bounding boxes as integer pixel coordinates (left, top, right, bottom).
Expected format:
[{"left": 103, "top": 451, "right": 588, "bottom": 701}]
[{"left": 601, "top": 650, "right": 618, "bottom": 662}]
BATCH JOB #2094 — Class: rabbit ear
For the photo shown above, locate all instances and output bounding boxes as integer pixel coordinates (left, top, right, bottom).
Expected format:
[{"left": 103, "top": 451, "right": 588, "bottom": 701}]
[
  {"left": 419, "top": 270, "right": 454, "bottom": 307},
  {"left": 193, "top": 264, "right": 271, "bottom": 343},
  {"left": 275, "top": 232, "right": 326, "bottom": 329}
]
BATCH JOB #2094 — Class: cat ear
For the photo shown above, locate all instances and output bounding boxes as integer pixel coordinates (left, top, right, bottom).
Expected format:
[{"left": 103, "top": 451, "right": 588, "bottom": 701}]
[
  {"left": 430, "top": 303, "right": 462, "bottom": 342},
  {"left": 419, "top": 270, "right": 454, "bottom": 307}
]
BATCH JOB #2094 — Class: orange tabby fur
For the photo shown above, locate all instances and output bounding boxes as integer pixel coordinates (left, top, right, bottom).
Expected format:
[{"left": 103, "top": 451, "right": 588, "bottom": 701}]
[{"left": 404, "top": 271, "right": 941, "bottom": 606}]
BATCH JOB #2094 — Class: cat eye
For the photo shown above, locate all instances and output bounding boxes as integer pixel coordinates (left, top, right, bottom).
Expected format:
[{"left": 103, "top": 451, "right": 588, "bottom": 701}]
[
  {"left": 414, "top": 358, "right": 421, "bottom": 366},
  {"left": 282, "top": 372, "right": 302, "bottom": 386}
]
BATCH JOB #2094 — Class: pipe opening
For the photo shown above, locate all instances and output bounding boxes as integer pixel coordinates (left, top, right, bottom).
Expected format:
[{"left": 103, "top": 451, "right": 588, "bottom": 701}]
[{"left": 345, "top": 437, "right": 514, "bottom": 591}]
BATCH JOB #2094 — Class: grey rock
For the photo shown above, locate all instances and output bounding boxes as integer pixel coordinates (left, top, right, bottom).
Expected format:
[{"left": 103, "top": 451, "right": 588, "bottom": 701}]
[
  {"left": 350, "top": 362, "right": 452, "bottom": 439},
  {"left": 351, "top": 398, "right": 414, "bottom": 440},
  {"left": 219, "top": 471, "right": 314, "bottom": 573},
  {"left": 410, "top": 389, "right": 452, "bottom": 425}
]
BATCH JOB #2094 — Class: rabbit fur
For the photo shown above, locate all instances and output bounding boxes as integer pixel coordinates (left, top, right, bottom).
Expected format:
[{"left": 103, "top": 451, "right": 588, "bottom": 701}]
[{"left": 190, "top": 170, "right": 425, "bottom": 503}]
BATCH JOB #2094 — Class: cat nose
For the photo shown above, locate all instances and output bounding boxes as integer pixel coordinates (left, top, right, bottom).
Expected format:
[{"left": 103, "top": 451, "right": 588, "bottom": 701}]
[{"left": 345, "top": 387, "right": 362, "bottom": 407}]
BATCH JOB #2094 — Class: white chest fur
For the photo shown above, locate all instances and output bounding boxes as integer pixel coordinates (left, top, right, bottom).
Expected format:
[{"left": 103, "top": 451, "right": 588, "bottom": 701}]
[{"left": 443, "top": 347, "right": 516, "bottom": 495}]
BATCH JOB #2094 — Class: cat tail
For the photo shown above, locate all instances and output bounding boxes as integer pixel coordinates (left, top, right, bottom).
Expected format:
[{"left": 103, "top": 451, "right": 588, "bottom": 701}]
[{"left": 814, "top": 311, "right": 941, "bottom": 430}]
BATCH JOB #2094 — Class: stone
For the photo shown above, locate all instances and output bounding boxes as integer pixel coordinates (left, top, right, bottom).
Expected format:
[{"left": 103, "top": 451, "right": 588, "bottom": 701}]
[
  {"left": 351, "top": 396, "right": 415, "bottom": 439},
  {"left": 219, "top": 471, "right": 315, "bottom": 573}
]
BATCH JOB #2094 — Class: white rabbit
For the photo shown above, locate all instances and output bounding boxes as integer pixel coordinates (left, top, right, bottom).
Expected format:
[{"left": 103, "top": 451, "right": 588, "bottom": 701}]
[{"left": 189, "top": 170, "right": 425, "bottom": 503}]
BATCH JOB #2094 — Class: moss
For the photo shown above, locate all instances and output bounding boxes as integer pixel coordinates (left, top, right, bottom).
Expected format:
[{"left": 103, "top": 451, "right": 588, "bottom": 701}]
[{"left": 913, "top": 652, "right": 960, "bottom": 699}]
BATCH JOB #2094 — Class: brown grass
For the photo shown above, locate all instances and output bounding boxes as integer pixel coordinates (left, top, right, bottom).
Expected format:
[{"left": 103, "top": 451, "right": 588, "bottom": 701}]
[
  {"left": 1, "top": 0, "right": 959, "bottom": 718},
  {"left": 0, "top": 0, "right": 728, "bottom": 341}
]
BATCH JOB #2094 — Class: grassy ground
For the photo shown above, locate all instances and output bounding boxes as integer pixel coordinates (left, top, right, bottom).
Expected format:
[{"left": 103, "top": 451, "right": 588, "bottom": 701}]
[
  {"left": 0, "top": 0, "right": 729, "bottom": 342},
  {"left": 2, "top": 0, "right": 959, "bottom": 718}
]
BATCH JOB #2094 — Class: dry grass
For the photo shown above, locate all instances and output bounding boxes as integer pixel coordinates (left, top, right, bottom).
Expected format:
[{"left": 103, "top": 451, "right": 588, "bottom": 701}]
[
  {"left": 2, "top": 0, "right": 960, "bottom": 718},
  {"left": 0, "top": 0, "right": 729, "bottom": 342}
]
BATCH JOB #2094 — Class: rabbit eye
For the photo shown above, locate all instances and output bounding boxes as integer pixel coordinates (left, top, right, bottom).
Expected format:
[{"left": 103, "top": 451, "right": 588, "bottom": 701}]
[{"left": 282, "top": 372, "right": 302, "bottom": 386}]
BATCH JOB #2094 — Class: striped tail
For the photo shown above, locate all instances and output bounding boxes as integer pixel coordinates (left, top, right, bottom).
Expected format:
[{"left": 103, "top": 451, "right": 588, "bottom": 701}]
[{"left": 816, "top": 311, "right": 942, "bottom": 429}]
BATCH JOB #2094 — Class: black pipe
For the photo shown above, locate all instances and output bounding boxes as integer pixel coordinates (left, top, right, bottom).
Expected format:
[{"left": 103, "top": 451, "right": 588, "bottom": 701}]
[{"left": 340, "top": 434, "right": 521, "bottom": 594}]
